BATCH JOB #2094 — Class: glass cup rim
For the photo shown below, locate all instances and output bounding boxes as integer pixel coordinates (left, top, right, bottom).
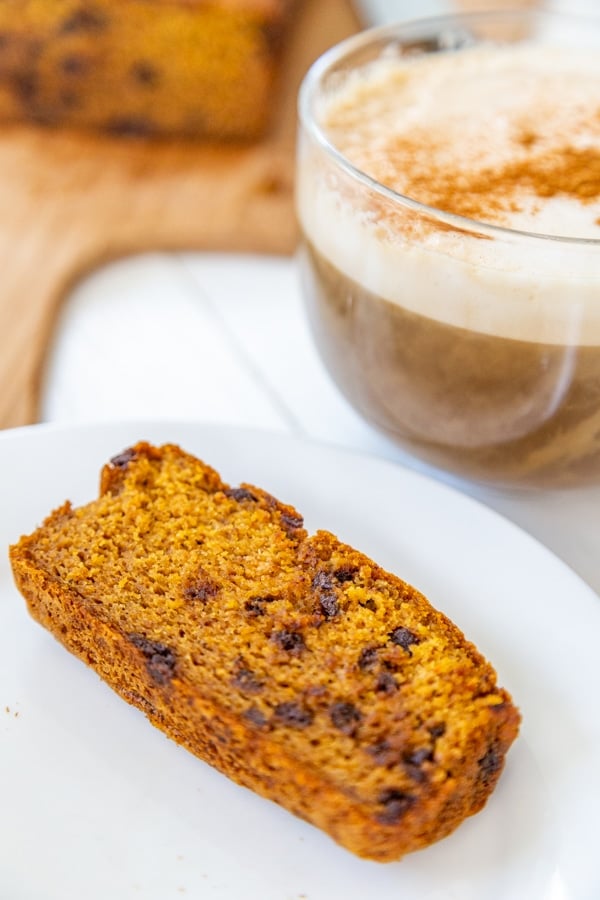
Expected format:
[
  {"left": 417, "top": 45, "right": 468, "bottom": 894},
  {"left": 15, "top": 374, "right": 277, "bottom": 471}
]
[{"left": 297, "top": 8, "right": 600, "bottom": 248}]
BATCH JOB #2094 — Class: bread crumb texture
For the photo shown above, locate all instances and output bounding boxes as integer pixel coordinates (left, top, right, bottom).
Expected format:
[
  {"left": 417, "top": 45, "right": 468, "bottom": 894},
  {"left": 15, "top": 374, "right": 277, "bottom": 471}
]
[{"left": 9, "top": 442, "right": 520, "bottom": 861}]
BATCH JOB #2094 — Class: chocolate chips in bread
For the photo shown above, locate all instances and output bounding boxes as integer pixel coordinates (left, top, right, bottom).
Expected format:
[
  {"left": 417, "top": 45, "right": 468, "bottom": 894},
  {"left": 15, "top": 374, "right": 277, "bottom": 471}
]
[
  {"left": 9, "top": 441, "right": 520, "bottom": 861},
  {"left": 0, "top": 0, "right": 298, "bottom": 139}
]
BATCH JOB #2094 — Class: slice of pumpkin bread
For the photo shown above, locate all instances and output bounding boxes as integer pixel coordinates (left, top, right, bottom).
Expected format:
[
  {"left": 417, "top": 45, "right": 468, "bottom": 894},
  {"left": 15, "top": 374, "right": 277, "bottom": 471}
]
[
  {"left": 9, "top": 441, "right": 520, "bottom": 861},
  {"left": 0, "top": 0, "right": 298, "bottom": 139}
]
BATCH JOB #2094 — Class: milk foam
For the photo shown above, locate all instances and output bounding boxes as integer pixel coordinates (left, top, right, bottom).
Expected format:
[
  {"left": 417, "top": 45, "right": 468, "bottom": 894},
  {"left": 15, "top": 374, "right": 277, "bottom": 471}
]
[{"left": 298, "top": 42, "right": 600, "bottom": 345}]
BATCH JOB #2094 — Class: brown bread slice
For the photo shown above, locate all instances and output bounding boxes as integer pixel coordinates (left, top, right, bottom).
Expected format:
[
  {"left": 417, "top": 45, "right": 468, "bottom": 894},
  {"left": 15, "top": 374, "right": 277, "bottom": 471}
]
[
  {"left": 0, "top": 0, "right": 297, "bottom": 139},
  {"left": 9, "top": 441, "right": 520, "bottom": 861}
]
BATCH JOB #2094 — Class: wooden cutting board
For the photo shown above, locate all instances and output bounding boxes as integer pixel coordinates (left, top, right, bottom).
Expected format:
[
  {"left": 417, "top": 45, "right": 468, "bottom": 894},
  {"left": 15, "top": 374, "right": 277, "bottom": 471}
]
[{"left": 0, "top": 0, "right": 361, "bottom": 431}]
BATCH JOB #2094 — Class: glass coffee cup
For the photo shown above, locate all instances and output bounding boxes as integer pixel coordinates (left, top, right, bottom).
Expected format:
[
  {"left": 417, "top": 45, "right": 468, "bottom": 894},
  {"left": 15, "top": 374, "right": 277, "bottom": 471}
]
[{"left": 296, "top": 10, "right": 600, "bottom": 488}]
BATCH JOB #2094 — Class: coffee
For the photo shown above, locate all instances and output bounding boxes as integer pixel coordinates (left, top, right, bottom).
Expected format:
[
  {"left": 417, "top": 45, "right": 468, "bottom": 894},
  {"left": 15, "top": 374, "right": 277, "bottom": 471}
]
[
  {"left": 297, "top": 27, "right": 600, "bottom": 486},
  {"left": 300, "top": 239, "right": 600, "bottom": 486}
]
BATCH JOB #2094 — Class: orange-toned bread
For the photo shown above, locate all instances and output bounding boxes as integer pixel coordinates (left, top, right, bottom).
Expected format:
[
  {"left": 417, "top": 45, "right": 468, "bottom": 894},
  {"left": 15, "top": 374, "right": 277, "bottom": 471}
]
[
  {"left": 0, "top": 0, "right": 297, "bottom": 138},
  {"left": 9, "top": 442, "right": 520, "bottom": 861}
]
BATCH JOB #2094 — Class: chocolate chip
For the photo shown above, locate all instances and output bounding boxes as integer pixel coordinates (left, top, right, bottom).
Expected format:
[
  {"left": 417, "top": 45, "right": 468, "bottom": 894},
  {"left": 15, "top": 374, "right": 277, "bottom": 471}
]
[
  {"left": 368, "top": 740, "right": 396, "bottom": 767},
  {"left": 244, "top": 706, "right": 268, "bottom": 728},
  {"left": 110, "top": 447, "right": 137, "bottom": 468},
  {"left": 330, "top": 701, "right": 361, "bottom": 736},
  {"left": 128, "top": 635, "right": 176, "bottom": 686},
  {"left": 131, "top": 61, "right": 159, "bottom": 87},
  {"left": 281, "top": 512, "right": 303, "bottom": 530},
  {"left": 311, "top": 571, "right": 340, "bottom": 618},
  {"left": 334, "top": 566, "right": 358, "bottom": 583},
  {"left": 183, "top": 578, "right": 219, "bottom": 602},
  {"left": 244, "top": 599, "right": 262, "bottom": 616},
  {"left": 319, "top": 593, "right": 339, "bottom": 618},
  {"left": 429, "top": 723, "right": 446, "bottom": 739},
  {"left": 402, "top": 748, "right": 433, "bottom": 783},
  {"left": 375, "top": 672, "right": 398, "bottom": 694},
  {"left": 231, "top": 666, "right": 263, "bottom": 694},
  {"left": 358, "top": 647, "right": 379, "bottom": 670},
  {"left": 312, "top": 571, "right": 334, "bottom": 591},
  {"left": 224, "top": 487, "right": 257, "bottom": 502},
  {"left": 106, "top": 117, "right": 155, "bottom": 137},
  {"left": 61, "top": 54, "right": 90, "bottom": 76},
  {"left": 60, "top": 8, "right": 108, "bottom": 33},
  {"left": 402, "top": 763, "right": 428, "bottom": 784},
  {"left": 273, "top": 702, "right": 313, "bottom": 728},
  {"left": 478, "top": 745, "right": 502, "bottom": 782},
  {"left": 375, "top": 788, "right": 415, "bottom": 824},
  {"left": 244, "top": 595, "right": 276, "bottom": 616},
  {"left": 389, "top": 626, "right": 420, "bottom": 653},
  {"left": 272, "top": 630, "right": 305, "bottom": 653},
  {"left": 404, "top": 747, "right": 433, "bottom": 766},
  {"left": 12, "top": 71, "right": 37, "bottom": 102},
  {"left": 60, "top": 89, "right": 80, "bottom": 109}
]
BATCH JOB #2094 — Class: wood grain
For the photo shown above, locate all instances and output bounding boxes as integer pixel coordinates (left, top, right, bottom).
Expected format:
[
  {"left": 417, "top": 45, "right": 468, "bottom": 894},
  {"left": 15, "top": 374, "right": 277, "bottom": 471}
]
[{"left": 0, "top": 0, "right": 361, "bottom": 430}]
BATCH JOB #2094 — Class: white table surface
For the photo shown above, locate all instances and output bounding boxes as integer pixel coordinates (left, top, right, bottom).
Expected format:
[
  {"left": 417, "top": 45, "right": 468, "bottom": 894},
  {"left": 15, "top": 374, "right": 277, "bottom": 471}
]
[
  {"left": 34, "top": 0, "right": 600, "bottom": 602},
  {"left": 40, "top": 250, "right": 600, "bottom": 599}
]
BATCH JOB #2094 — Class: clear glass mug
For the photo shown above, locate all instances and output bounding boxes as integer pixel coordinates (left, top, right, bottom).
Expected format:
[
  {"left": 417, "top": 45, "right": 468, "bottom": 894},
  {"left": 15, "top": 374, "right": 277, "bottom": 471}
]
[{"left": 295, "top": 10, "right": 600, "bottom": 488}]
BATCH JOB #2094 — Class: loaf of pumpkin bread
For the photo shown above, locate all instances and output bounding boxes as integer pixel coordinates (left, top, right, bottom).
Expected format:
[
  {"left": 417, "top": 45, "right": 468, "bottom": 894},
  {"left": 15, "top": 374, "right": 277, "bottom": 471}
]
[
  {"left": 0, "top": 0, "right": 297, "bottom": 138},
  {"left": 9, "top": 442, "right": 520, "bottom": 861}
]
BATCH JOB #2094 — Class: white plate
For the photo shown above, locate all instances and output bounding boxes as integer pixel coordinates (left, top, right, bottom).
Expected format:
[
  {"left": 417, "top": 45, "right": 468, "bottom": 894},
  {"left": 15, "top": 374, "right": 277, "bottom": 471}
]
[{"left": 1, "top": 421, "right": 599, "bottom": 900}]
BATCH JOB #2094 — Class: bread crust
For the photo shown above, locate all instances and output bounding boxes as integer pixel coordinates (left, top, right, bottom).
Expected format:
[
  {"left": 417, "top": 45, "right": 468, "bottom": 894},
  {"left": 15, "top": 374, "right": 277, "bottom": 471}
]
[{"left": 9, "top": 442, "right": 520, "bottom": 861}]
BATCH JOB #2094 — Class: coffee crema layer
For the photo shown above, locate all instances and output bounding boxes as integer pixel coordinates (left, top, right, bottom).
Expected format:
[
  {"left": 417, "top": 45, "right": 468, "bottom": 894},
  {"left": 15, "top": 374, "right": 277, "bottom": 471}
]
[
  {"left": 318, "top": 43, "right": 600, "bottom": 238},
  {"left": 298, "top": 42, "right": 600, "bottom": 346}
]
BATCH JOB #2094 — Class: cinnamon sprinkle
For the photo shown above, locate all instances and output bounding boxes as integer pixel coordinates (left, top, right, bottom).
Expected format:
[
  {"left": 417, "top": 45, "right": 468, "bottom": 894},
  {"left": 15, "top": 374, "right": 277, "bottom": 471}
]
[
  {"left": 366, "top": 138, "right": 600, "bottom": 225},
  {"left": 323, "top": 46, "right": 600, "bottom": 233}
]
